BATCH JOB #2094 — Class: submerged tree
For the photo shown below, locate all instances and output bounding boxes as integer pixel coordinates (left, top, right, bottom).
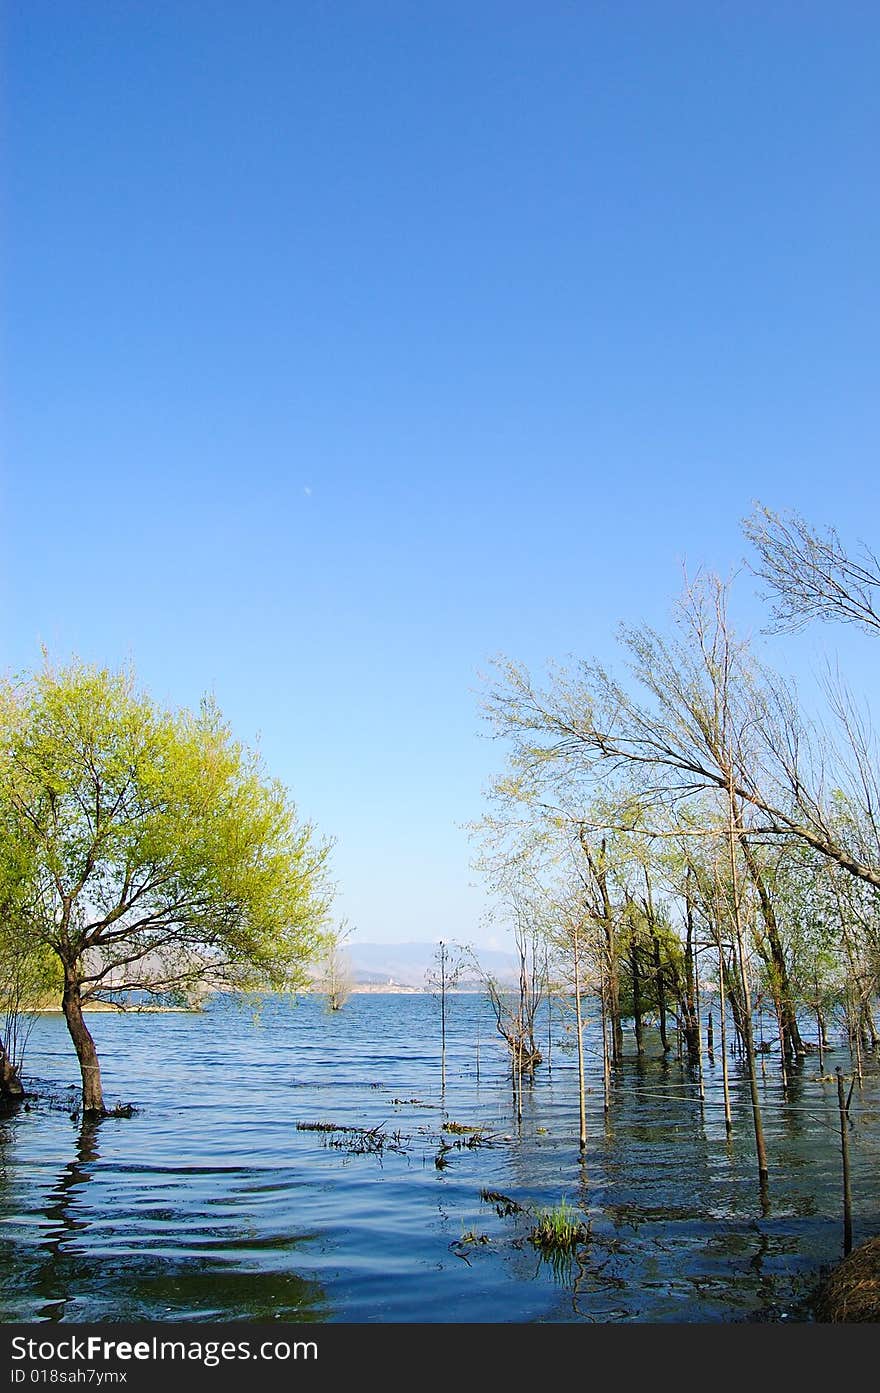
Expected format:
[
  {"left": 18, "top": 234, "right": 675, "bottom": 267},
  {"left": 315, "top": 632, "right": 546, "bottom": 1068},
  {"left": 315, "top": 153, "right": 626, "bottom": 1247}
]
[
  {"left": 0, "top": 764, "right": 60, "bottom": 1101},
  {"left": 470, "top": 506, "right": 880, "bottom": 1177},
  {"left": 489, "top": 900, "right": 546, "bottom": 1099},
  {"left": 542, "top": 881, "right": 596, "bottom": 1149},
  {"left": 0, "top": 924, "right": 58, "bottom": 1102},
  {"left": 319, "top": 924, "right": 354, "bottom": 1011},
  {"left": 481, "top": 577, "right": 780, "bottom": 1186},
  {"left": 0, "top": 659, "right": 334, "bottom": 1115},
  {"left": 427, "top": 939, "right": 465, "bottom": 1095}
]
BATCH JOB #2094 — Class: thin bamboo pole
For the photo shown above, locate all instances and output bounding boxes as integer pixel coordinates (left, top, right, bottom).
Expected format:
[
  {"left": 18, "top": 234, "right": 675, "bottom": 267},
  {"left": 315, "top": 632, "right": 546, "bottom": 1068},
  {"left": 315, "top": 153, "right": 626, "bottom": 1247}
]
[
  {"left": 836, "top": 1068, "right": 853, "bottom": 1257},
  {"left": 718, "top": 944, "right": 732, "bottom": 1136}
]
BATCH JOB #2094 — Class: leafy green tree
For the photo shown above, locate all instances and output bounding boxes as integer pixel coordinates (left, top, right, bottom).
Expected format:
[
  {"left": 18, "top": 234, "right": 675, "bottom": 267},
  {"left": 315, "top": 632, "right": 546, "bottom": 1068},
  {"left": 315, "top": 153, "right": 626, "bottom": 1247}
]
[
  {"left": 0, "top": 745, "right": 61, "bottom": 1100},
  {"left": 0, "top": 917, "right": 59, "bottom": 1101},
  {"left": 0, "top": 659, "right": 333, "bottom": 1114}
]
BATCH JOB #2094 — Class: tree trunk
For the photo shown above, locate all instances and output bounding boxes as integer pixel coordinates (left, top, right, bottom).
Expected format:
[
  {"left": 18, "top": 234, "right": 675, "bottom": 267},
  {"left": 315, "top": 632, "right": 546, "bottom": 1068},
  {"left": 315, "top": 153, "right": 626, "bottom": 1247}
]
[
  {"left": 440, "top": 944, "right": 447, "bottom": 1097},
  {"left": 62, "top": 967, "right": 105, "bottom": 1115},
  {"left": 652, "top": 931, "right": 669, "bottom": 1053},
  {"left": 629, "top": 926, "right": 644, "bottom": 1056},
  {"left": 718, "top": 947, "right": 732, "bottom": 1135},
  {"left": 599, "top": 958, "right": 611, "bottom": 1113},
  {"left": 693, "top": 962, "right": 705, "bottom": 1102},
  {"left": 740, "top": 838, "right": 805, "bottom": 1058},
  {"left": 679, "top": 893, "right": 701, "bottom": 1066},
  {"left": 579, "top": 831, "right": 623, "bottom": 1063},
  {"left": 574, "top": 936, "right": 587, "bottom": 1152},
  {"left": 0, "top": 1037, "right": 24, "bottom": 1101},
  {"left": 606, "top": 931, "right": 624, "bottom": 1064},
  {"left": 728, "top": 804, "right": 769, "bottom": 1197},
  {"left": 722, "top": 951, "right": 748, "bottom": 1057}
]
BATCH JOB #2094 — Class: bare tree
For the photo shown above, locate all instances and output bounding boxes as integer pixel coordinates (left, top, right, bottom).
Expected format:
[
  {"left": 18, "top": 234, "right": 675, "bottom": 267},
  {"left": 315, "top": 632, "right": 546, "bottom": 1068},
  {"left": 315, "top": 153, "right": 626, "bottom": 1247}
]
[
  {"left": 471, "top": 891, "right": 546, "bottom": 1123},
  {"left": 483, "top": 576, "right": 880, "bottom": 893},
  {"left": 319, "top": 924, "right": 354, "bottom": 1011},
  {"left": 478, "top": 556, "right": 880, "bottom": 1188},
  {"left": 744, "top": 504, "right": 880, "bottom": 637},
  {"left": 679, "top": 577, "right": 768, "bottom": 1186},
  {"left": 483, "top": 577, "right": 777, "bottom": 1187},
  {"left": 427, "top": 939, "right": 465, "bottom": 1095}
]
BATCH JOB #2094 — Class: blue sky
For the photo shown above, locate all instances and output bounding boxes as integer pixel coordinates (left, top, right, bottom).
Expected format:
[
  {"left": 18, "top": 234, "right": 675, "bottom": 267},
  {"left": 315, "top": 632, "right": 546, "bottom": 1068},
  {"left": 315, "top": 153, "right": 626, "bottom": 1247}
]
[{"left": 3, "top": 2, "right": 879, "bottom": 947}]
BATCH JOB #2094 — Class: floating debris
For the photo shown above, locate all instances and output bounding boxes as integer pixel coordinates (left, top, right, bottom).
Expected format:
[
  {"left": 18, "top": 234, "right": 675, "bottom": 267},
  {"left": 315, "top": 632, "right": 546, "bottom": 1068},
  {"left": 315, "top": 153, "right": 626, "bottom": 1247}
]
[
  {"left": 479, "top": 1189, "right": 526, "bottom": 1217},
  {"left": 297, "top": 1120, "right": 409, "bottom": 1155}
]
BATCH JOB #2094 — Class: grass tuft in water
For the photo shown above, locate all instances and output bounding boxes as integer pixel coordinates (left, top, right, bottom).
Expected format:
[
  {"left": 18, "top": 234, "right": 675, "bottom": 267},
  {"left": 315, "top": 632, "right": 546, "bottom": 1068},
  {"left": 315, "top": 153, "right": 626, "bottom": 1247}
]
[{"left": 528, "top": 1199, "right": 591, "bottom": 1251}]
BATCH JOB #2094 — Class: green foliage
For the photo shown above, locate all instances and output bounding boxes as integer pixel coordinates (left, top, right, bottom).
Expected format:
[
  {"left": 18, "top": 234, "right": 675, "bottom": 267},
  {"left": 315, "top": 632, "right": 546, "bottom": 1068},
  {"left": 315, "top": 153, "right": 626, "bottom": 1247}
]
[
  {"left": 528, "top": 1198, "right": 591, "bottom": 1251},
  {"left": 0, "top": 759, "right": 63, "bottom": 1079},
  {"left": 0, "top": 657, "right": 334, "bottom": 1001}
]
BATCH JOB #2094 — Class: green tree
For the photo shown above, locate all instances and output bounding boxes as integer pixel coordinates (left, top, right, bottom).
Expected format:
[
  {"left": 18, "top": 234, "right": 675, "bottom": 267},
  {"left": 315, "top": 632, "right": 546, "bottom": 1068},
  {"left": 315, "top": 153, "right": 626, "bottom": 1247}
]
[
  {"left": 0, "top": 923, "right": 59, "bottom": 1101},
  {"left": 0, "top": 659, "right": 333, "bottom": 1114},
  {"left": 0, "top": 743, "right": 61, "bottom": 1100}
]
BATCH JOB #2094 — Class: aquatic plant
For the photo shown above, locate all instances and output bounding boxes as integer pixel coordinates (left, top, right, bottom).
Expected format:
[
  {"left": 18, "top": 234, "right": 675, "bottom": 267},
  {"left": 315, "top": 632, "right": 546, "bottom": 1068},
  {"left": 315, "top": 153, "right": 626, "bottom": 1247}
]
[
  {"left": 297, "top": 1120, "right": 409, "bottom": 1154},
  {"left": 528, "top": 1198, "right": 591, "bottom": 1251},
  {"left": 479, "top": 1189, "right": 526, "bottom": 1217}
]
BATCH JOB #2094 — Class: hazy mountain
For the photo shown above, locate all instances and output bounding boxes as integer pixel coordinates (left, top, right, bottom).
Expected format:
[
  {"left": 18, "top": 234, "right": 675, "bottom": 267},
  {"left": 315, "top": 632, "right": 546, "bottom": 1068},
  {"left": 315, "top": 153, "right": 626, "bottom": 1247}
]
[{"left": 344, "top": 941, "right": 519, "bottom": 989}]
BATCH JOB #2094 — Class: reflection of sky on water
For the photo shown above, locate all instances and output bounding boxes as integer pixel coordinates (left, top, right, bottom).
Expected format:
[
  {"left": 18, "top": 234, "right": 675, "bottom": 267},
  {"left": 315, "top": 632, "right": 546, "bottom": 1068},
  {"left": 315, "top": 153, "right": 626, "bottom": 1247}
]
[{"left": 1, "top": 995, "right": 876, "bottom": 1323}]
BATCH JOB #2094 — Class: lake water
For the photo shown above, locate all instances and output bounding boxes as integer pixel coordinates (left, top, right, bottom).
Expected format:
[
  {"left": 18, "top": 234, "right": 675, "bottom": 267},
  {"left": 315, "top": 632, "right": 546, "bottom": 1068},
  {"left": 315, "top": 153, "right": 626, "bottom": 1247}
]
[{"left": 1, "top": 993, "right": 877, "bottom": 1324}]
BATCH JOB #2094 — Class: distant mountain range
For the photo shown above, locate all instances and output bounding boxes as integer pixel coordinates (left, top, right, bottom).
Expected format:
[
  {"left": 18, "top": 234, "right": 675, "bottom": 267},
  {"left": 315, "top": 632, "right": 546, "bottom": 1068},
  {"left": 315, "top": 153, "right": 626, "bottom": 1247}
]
[{"left": 337, "top": 941, "right": 519, "bottom": 990}]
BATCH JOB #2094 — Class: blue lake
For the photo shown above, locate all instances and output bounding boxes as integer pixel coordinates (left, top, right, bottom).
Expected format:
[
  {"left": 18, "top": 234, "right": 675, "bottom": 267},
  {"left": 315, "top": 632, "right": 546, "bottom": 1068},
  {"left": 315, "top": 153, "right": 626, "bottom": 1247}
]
[{"left": 1, "top": 993, "right": 876, "bottom": 1323}]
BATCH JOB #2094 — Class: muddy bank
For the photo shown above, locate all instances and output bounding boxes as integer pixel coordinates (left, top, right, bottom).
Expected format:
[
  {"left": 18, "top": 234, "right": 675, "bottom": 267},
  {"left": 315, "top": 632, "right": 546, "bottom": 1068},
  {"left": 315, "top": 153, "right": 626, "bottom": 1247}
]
[{"left": 815, "top": 1237, "right": 880, "bottom": 1322}]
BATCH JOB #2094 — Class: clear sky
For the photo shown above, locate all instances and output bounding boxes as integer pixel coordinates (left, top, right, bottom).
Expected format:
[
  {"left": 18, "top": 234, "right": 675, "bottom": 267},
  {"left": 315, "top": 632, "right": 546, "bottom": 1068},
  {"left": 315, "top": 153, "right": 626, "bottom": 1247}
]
[{"left": 3, "top": 2, "right": 879, "bottom": 947}]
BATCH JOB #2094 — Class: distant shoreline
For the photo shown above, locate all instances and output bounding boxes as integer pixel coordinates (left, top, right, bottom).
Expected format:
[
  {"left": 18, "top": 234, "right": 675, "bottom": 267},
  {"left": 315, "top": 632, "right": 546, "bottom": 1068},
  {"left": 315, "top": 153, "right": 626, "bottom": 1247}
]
[
  {"left": 32, "top": 985, "right": 486, "bottom": 1014},
  {"left": 34, "top": 1004, "right": 199, "bottom": 1014}
]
